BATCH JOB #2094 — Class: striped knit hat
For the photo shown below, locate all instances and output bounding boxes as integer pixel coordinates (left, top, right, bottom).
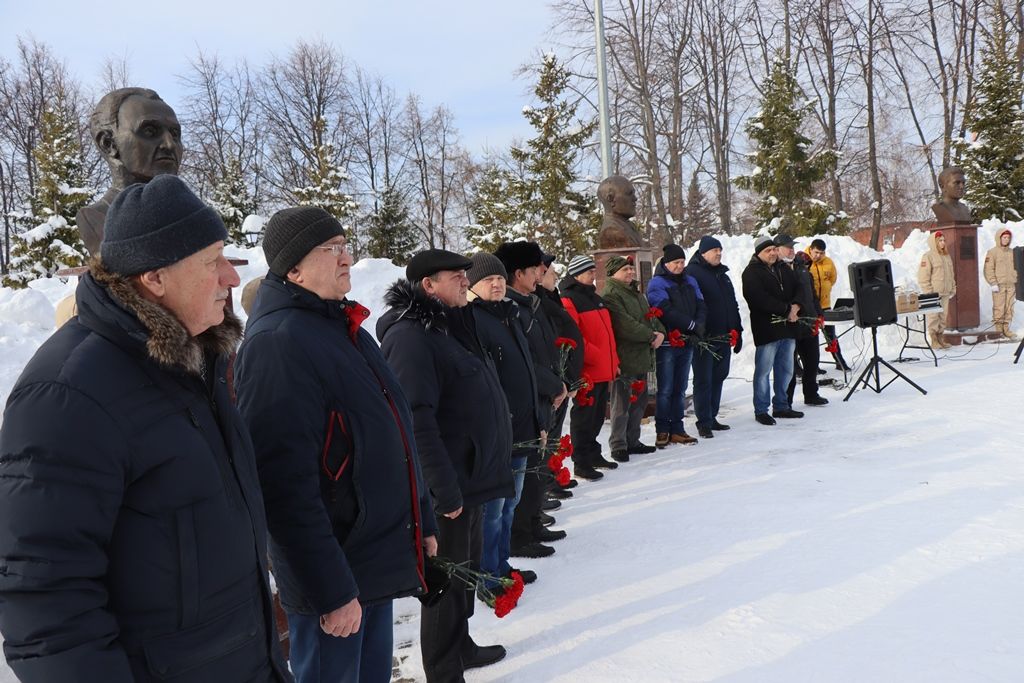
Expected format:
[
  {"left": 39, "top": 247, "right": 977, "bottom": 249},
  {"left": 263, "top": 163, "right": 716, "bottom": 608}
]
[{"left": 567, "top": 254, "right": 597, "bottom": 276}]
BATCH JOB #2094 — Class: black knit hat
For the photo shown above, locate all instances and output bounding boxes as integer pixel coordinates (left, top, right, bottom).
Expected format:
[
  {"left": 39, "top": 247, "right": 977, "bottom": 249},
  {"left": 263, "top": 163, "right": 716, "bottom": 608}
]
[
  {"left": 406, "top": 249, "right": 473, "bottom": 283},
  {"left": 494, "top": 241, "right": 544, "bottom": 276},
  {"left": 662, "top": 243, "right": 686, "bottom": 263},
  {"left": 467, "top": 252, "right": 508, "bottom": 287},
  {"left": 101, "top": 175, "right": 227, "bottom": 275},
  {"left": 263, "top": 207, "right": 345, "bottom": 277},
  {"left": 698, "top": 235, "right": 723, "bottom": 253}
]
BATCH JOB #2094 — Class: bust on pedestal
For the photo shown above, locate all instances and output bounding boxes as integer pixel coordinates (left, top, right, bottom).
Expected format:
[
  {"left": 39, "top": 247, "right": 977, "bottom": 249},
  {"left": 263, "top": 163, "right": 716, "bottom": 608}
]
[
  {"left": 928, "top": 166, "right": 980, "bottom": 332},
  {"left": 594, "top": 175, "right": 652, "bottom": 290}
]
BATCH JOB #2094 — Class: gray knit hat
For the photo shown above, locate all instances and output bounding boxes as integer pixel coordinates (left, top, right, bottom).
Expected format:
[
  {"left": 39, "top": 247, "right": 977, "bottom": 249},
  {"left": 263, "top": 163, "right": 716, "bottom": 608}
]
[
  {"left": 262, "top": 207, "right": 345, "bottom": 277},
  {"left": 101, "top": 175, "right": 227, "bottom": 275},
  {"left": 567, "top": 254, "right": 597, "bottom": 276},
  {"left": 467, "top": 252, "right": 508, "bottom": 287}
]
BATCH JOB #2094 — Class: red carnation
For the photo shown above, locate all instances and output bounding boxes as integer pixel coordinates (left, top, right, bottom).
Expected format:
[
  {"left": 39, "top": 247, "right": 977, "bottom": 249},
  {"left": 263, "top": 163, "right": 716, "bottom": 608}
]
[
  {"left": 729, "top": 329, "right": 739, "bottom": 347},
  {"left": 507, "top": 571, "right": 526, "bottom": 600},
  {"left": 555, "top": 467, "right": 571, "bottom": 487},
  {"left": 825, "top": 339, "right": 839, "bottom": 354},
  {"left": 494, "top": 591, "right": 517, "bottom": 618},
  {"left": 555, "top": 336, "right": 577, "bottom": 349},
  {"left": 645, "top": 306, "right": 664, "bottom": 320},
  {"left": 668, "top": 329, "right": 687, "bottom": 348},
  {"left": 547, "top": 454, "right": 563, "bottom": 473}
]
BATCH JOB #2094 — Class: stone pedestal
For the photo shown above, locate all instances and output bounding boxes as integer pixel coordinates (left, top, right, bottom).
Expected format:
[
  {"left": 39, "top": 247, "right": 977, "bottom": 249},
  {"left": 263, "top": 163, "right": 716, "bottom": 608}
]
[{"left": 929, "top": 223, "right": 980, "bottom": 330}]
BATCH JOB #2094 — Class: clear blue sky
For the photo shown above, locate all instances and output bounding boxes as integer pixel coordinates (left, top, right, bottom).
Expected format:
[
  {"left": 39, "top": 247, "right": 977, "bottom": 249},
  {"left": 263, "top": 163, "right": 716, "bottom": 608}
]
[{"left": 4, "top": 0, "right": 562, "bottom": 154}]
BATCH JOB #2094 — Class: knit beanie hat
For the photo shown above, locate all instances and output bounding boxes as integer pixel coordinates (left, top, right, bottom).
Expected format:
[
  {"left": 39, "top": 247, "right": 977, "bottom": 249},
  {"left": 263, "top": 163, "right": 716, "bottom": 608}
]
[
  {"left": 494, "top": 241, "right": 544, "bottom": 275},
  {"left": 101, "top": 175, "right": 227, "bottom": 275},
  {"left": 698, "top": 235, "right": 723, "bottom": 253},
  {"left": 605, "top": 255, "right": 632, "bottom": 276},
  {"left": 662, "top": 243, "right": 686, "bottom": 263},
  {"left": 567, "top": 254, "right": 597, "bottom": 276},
  {"left": 262, "top": 207, "right": 345, "bottom": 277},
  {"left": 467, "top": 252, "right": 508, "bottom": 287},
  {"left": 754, "top": 236, "right": 776, "bottom": 255}
]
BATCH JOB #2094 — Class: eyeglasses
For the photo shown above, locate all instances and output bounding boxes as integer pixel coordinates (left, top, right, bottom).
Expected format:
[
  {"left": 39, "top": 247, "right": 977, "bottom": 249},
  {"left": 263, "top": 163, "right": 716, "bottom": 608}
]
[{"left": 316, "top": 242, "right": 349, "bottom": 257}]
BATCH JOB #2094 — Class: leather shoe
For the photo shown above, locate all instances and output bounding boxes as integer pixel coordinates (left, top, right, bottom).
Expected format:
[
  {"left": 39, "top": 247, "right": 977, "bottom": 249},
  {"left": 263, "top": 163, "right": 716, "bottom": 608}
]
[
  {"left": 533, "top": 526, "right": 566, "bottom": 542},
  {"left": 561, "top": 479, "right": 578, "bottom": 489},
  {"left": 772, "top": 408, "right": 804, "bottom": 418},
  {"left": 510, "top": 542, "right": 554, "bottom": 558},
  {"left": 656, "top": 432, "right": 670, "bottom": 448},
  {"left": 509, "top": 568, "right": 537, "bottom": 584},
  {"left": 464, "top": 644, "right": 507, "bottom": 670},
  {"left": 755, "top": 413, "right": 776, "bottom": 426},
  {"left": 669, "top": 432, "right": 698, "bottom": 445},
  {"left": 541, "top": 498, "right": 561, "bottom": 511},
  {"left": 593, "top": 456, "right": 619, "bottom": 469},
  {"left": 538, "top": 512, "right": 556, "bottom": 526},
  {"left": 627, "top": 442, "right": 657, "bottom": 454},
  {"left": 549, "top": 487, "right": 573, "bottom": 500},
  {"left": 805, "top": 395, "right": 829, "bottom": 406},
  {"left": 611, "top": 449, "right": 630, "bottom": 463},
  {"left": 574, "top": 465, "right": 604, "bottom": 481},
  {"left": 697, "top": 425, "right": 714, "bottom": 439},
  {"left": 712, "top": 420, "right": 731, "bottom": 430}
]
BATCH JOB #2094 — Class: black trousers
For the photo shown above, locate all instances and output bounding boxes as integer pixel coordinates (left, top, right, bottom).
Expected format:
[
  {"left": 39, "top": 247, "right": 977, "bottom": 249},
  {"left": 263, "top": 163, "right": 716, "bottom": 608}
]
[
  {"left": 510, "top": 448, "right": 544, "bottom": 546},
  {"left": 569, "top": 381, "right": 610, "bottom": 467},
  {"left": 787, "top": 335, "right": 822, "bottom": 405},
  {"left": 420, "top": 505, "right": 482, "bottom": 683}
]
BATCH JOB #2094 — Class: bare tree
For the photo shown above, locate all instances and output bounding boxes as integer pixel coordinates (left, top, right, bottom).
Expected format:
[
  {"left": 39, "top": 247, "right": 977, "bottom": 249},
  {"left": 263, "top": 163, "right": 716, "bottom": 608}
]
[{"left": 256, "top": 39, "right": 355, "bottom": 207}]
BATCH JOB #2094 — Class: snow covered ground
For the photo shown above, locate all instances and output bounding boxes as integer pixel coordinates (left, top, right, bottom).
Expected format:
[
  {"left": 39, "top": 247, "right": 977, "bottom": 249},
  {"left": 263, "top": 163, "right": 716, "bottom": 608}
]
[{"left": 0, "top": 230, "right": 1022, "bottom": 682}]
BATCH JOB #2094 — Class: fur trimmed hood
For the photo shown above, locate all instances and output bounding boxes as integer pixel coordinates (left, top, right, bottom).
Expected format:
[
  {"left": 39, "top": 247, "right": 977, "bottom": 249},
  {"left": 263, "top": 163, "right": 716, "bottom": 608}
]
[
  {"left": 376, "top": 278, "right": 449, "bottom": 341},
  {"left": 87, "top": 259, "right": 242, "bottom": 376}
]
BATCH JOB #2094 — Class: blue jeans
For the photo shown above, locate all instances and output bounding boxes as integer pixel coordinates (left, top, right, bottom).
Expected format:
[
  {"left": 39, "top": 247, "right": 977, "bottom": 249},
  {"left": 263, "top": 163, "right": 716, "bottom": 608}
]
[
  {"left": 655, "top": 345, "right": 694, "bottom": 434},
  {"left": 692, "top": 339, "right": 731, "bottom": 428},
  {"left": 481, "top": 455, "right": 526, "bottom": 588},
  {"left": 286, "top": 600, "right": 393, "bottom": 683},
  {"left": 753, "top": 339, "right": 796, "bottom": 414}
]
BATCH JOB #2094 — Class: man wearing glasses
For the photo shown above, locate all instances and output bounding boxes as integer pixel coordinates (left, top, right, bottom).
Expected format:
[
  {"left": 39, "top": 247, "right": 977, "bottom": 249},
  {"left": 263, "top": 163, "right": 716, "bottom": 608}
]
[
  {"left": 377, "top": 249, "right": 514, "bottom": 682},
  {"left": 234, "top": 207, "right": 438, "bottom": 682}
]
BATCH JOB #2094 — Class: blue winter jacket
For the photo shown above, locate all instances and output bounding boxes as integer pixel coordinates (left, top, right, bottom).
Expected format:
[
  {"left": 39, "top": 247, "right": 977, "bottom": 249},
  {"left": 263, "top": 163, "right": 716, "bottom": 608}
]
[
  {"left": 685, "top": 251, "right": 743, "bottom": 336},
  {"left": 0, "top": 265, "right": 288, "bottom": 683},
  {"left": 235, "top": 275, "right": 436, "bottom": 616},
  {"left": 646, "top": 262, "right": 708, "bottom": 340}
]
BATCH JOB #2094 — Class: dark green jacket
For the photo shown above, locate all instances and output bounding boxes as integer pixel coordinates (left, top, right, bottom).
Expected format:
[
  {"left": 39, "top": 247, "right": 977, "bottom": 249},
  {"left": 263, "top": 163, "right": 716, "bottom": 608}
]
[{"left": 601, "top": 277, "right": 665, "bottom": 376}]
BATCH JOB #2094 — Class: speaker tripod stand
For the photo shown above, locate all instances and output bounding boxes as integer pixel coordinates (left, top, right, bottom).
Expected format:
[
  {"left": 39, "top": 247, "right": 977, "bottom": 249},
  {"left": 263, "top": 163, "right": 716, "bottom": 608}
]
[
  {"left": 844, "top": 325, "right": 927, "bottom": 401},
  {"left": 1014, "top": 336, "right": 1024, "bottom": 364}
]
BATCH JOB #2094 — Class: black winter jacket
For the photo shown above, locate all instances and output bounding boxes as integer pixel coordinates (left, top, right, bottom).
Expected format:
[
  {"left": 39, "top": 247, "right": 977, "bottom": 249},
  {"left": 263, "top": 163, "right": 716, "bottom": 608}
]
[
  {"left": 741, "top": 255, "right": 802, "bottom": 345},
  {"left": 685, "top": 252, "right": 743, "bottom": 336},
  {"left": 786, "top": 259, "right": 823, "bottom": 339},
  {"left": 506, "top": 288, "right": 564, "bottom": 403},
  {"left": 234, "top": 275, "right": 436, "bottom": 617},
  {"left": 376, "top": 280, "right": 514, "bottom": 515},
  {"left": 0, "top": 265, "right": 288, "bottom": 683},
  {"left": 470, "top": 298, "right": 544, "bottom": 445},
  {"left": 536, "top": 285, "right": 584, "bottom": 389},
  {"left": 646, "top": 262, "right": 708, "bottom": 340}
]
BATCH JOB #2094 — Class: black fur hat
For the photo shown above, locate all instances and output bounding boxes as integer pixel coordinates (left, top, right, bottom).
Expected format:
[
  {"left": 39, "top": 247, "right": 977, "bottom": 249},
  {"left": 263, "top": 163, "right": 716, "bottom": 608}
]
[{"left": 494, "top": 241, "right": 544, "bottom": 276}]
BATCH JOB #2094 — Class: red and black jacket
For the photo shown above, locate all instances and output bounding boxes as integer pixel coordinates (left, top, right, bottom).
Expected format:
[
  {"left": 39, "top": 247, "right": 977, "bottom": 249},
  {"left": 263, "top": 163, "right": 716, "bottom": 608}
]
[
  {"left": 235, "top": 274, "right": 436, "bottom": 617},
  {"left": 559, "top": 276, "right": 619, "bottom": 384}
]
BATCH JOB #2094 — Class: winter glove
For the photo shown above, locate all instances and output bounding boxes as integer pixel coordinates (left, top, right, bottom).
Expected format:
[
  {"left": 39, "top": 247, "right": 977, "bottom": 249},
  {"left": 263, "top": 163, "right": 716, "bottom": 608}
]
[
  {"left": 733, "top": 334, "right": 743, "bottom": 354},
  {"left": 694, "top": 323, "right": 706, "bottom": 339}
]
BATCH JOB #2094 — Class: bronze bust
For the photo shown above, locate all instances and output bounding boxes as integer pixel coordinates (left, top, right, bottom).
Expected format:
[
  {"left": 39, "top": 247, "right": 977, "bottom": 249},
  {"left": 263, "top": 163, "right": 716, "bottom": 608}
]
[
  {"left": 77, "top": 88, "right": 183, "bottom": 255},
  {"left": 931, "top": 166, "right": 973, "bottom": 226},
  {"left": 597, "top": 175, "right": 645, "bottom": 249}
]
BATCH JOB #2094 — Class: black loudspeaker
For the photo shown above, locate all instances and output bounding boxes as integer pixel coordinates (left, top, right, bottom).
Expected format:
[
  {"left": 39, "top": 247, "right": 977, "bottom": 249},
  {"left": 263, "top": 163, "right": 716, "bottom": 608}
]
[
  {"left": 1014, "top": 246, "right": 1024, "bottom": 302},
  {"left": 849, "top": 259, "right": 897, "bottom": 328}
]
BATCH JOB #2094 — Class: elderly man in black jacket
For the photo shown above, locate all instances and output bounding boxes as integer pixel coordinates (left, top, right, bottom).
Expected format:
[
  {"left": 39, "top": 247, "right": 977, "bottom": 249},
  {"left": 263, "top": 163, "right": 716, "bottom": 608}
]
[
  {"left": 776, "top": 235, "right": 829, "bottom": 408},
  {"left": 234, "top": 207, "right": 437, "bottom": 683},
  {"left": 741, "top": 236, "right": 804, "bottom": 425},
  {"left": 0, "top": 175, "right": 290, "bottom": 682},
  {"left": 377, "top": 249, "right": 514, "bottom": 682},
  {"left": 686, "top": 236, "right": 744, "bottom": 438}
]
